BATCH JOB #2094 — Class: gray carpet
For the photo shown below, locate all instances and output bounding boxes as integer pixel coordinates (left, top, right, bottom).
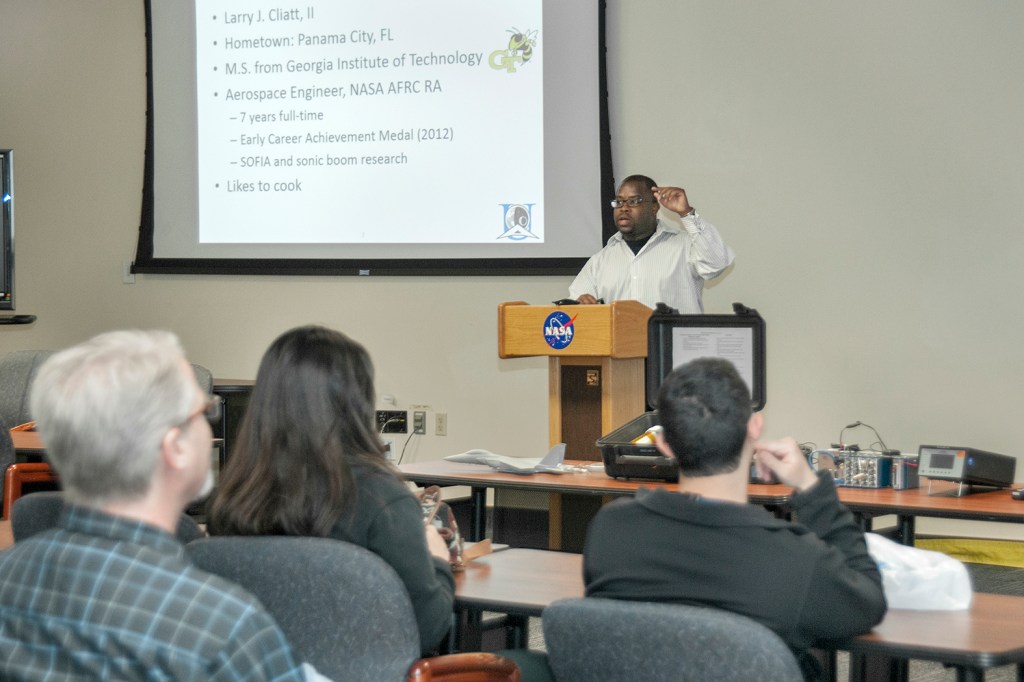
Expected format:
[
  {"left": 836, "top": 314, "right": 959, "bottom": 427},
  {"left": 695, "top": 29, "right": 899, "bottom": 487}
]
[{"left": 521, "top": 562, "right": 1024, "bottom": 680}]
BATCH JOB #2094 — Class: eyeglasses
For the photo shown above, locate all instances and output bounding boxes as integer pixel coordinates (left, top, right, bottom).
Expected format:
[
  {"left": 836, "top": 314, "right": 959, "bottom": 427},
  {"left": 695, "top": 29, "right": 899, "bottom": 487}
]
[
  {"left": 179, "top": 396, "right": 223, "bottom": 429},
  {"left": 610, "top": 196, "right": 653, "bottom": 208}
]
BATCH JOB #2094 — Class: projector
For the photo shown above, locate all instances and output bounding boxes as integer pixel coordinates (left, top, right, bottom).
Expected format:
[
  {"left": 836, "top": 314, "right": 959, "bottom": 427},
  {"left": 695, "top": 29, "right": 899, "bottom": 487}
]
[{"left": 918, "top": 445, "right": 1016, "bottom": 491}]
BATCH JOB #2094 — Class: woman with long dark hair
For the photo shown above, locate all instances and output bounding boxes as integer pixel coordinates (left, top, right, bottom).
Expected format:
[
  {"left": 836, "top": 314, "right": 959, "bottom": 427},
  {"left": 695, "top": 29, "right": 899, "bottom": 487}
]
[{"left": 208, "top": 325, "right": 454, "bottom": 652}]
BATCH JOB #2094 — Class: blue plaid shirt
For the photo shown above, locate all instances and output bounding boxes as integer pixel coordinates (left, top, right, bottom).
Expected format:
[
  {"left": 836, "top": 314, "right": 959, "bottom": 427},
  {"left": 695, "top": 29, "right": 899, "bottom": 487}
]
[{"left": 0, "top": 505, "right": 306, "bottom": 681}]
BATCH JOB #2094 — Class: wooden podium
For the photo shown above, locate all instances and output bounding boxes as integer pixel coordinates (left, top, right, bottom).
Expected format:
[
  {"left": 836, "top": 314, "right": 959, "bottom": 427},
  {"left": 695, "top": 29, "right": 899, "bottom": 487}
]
[{"left": 498, "top": 301, "right": 652, "bottom": 461}]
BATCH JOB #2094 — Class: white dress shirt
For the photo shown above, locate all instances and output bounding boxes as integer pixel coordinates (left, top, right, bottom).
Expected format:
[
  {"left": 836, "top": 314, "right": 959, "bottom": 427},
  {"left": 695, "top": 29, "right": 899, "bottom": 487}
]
[{"left": 568, "top": 213, "right": 735, "bottom": 313}]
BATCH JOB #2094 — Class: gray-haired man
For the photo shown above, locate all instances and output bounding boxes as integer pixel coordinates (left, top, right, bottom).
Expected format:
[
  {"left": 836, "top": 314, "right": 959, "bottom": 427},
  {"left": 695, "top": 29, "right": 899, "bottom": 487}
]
[{"left": 0, "top": 330, "right": 309, "bottom": 680}]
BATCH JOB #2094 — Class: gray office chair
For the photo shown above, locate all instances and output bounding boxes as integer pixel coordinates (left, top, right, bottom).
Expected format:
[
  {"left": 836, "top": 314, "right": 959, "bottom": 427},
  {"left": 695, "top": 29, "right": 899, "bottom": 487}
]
[
  {"left": 0, "top": 349, "right": 212, "bottom": 423},
  {"left": 186, "top": 536, "right": 425, "bottom": 681},
  {"left": 9, "top": 490, "right": 63, "bottom": 540},
  {"left": 11, "top": 490, "right": 205, "bottom": 544},
  {"left": 542, "top": 598, "right": 803, "bottom": 682},
  {"left": 0, "top": 349, "right": 212, "bottom": 515},
  {"left": 186, "top": 536, "right": 519, "bottom": 682},
  {"left": 190, "top": 363, "right": 213, "bottom": 394},
  {"left": 0, "top": 349, "right": 54, "bottom": 427}
]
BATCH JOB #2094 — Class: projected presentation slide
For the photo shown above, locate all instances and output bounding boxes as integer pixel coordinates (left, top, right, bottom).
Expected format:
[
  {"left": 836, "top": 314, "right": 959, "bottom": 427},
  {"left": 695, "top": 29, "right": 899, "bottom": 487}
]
[
  {"left": 144, "top": 0, "right": 607, "bottom": 270},
  {"left": 195, "top": 1, "right": 543, "bottom": 245}
]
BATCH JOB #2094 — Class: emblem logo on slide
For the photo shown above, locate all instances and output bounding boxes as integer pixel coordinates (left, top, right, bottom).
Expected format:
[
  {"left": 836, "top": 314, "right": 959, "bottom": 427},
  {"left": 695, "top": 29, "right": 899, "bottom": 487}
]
[
  {"left": 489, "top": 28, "right": 538, "bottom": 73},
  {"left": 496, "top": 203, "right": 539, "bottom": 241},
  {"left": 543, "top": 311, "right": 576, "bottom": 350}
]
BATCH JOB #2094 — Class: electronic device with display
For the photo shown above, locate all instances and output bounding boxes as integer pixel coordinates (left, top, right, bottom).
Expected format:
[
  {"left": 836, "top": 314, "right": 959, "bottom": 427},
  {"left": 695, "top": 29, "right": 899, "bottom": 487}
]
[{"left": 918, "top": 444, "right": 1016, "bottom": 496}]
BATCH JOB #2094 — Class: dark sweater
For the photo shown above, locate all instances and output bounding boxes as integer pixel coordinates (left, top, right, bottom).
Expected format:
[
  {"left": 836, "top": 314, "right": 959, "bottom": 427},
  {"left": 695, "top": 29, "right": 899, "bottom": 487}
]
[
  {"left": 584, "top": 472, "right": 886, "bottom": 675},
  {"left": 329, "top": 462, "right": 455, "bottom": 653}
]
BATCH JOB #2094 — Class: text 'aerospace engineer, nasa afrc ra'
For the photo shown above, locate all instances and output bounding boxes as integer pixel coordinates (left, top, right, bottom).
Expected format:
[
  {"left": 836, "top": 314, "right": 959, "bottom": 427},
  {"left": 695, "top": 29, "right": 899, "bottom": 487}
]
[{"left": 568, "top": 174, "right": 735, "bottom": 313}]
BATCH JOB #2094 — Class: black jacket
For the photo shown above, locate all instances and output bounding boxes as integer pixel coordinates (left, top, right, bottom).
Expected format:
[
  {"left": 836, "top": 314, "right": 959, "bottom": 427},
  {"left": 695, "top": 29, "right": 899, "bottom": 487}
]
[{"left": 584, "top": 472, "right": 886, "bottom": 675}]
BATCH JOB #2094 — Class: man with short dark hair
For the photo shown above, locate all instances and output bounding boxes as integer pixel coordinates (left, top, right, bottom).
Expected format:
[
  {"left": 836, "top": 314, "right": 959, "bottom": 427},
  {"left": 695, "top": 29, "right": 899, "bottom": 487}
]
[
  {"left": 0, "top": 330, "right": 310, "bottom": 681},
  {"left": 583, "top": 357, "right": 886, "bottom": 679},
  {"left": 568, "top": 174, "right": 734, "bottom": 312}
]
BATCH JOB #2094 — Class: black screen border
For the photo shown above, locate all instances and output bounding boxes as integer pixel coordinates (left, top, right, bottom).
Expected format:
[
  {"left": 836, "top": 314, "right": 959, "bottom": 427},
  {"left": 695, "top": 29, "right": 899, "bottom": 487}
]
[
  {"left": 133, "top": 0, "right": 615, "bottom": 277},
  {"left": 0, "top": 149, "right": 14, "bottom": 310}
]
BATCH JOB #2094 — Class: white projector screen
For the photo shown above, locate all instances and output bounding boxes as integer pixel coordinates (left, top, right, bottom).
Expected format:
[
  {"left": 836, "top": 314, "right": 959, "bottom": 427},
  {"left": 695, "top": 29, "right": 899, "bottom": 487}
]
[{"left": 136, "top": 0, "right": 613, "bottom": 275}]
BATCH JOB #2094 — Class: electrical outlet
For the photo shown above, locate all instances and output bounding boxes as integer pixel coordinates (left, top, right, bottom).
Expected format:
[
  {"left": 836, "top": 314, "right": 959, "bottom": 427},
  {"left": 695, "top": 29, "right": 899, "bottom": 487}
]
[
  {"left": 376, "top": 410, "right": 407, "bottom": 433},
  {"left": 435, "top": 412, "right": 447, "bottom": 436},
  {"left": 381, "top": 437, "right": 397, "bottom": 461},
  {"left": 413, "top": 411, "right": 426, "bottom": 435}
]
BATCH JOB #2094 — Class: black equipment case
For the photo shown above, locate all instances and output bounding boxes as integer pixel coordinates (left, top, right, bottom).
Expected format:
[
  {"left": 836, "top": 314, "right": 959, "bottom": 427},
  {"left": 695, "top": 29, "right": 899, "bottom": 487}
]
[{"left": 597, "top": 303, "right": 767, "bottom": 481}]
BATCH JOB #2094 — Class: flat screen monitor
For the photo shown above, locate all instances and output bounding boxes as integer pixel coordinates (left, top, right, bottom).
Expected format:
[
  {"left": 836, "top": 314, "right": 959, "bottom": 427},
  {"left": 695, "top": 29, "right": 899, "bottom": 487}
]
[
  {"left": 0, "top": 149, "right": 13, "bottom": 310},
  {"left": 135, "top": 0, "right": 614, "bottom": 276}
]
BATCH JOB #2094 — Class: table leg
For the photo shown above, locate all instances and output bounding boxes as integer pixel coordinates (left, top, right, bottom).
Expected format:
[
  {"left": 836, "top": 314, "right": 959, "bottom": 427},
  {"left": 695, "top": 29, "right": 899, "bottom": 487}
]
[
  {"left": 848, "top": 653, "right": 908, "bottom": 682},
  {"left": 897, "top": 515, "right": 915, "bottom": 546},
  {"left": 855, "top": 512, "right": 873, "bottom": 533},
  {"left": 451, "top": 608, "right": 483, "bottom": 652},
  {"left": 548, "top": 493, "right": 563, "bottom": 550},
  {"left": 955, "top": 666, "right": 984, "bottom": 682},
  {"left": 449, "top": 609, "right": 526, "bottom": 652},
  {"left": 505, "top": 615, "right": 529, "bottom": 649},
  {"left": 470, "top": 486, "right": 487, "bottom": 542}
]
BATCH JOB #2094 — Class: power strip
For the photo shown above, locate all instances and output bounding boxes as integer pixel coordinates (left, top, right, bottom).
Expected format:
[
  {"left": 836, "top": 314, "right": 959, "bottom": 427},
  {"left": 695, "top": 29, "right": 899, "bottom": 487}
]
[{"left": 376, "top": 410, "right": 408, "bottom": 433}]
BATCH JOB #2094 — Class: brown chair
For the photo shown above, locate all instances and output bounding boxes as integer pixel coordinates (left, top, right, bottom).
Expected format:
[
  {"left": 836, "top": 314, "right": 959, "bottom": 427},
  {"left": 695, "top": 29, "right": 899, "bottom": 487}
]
[
  {"left": 3, "top": 462, "right": 58, "bottom": 519},
  {"left": 407, "top": 652, "right": 520, "bottom": 681}
]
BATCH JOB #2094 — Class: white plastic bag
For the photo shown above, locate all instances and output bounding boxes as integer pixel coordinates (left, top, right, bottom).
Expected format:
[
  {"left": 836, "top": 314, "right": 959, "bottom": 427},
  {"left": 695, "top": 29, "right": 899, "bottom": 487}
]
[{"left": 866, "top": 533, "right": 973, "bottom": 610}]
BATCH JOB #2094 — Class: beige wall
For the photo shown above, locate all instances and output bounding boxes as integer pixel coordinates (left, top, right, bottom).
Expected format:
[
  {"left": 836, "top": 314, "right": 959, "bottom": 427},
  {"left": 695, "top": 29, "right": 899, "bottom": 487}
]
[{"left": 3, "top": 1, "right": 1023, "bottom": 537}]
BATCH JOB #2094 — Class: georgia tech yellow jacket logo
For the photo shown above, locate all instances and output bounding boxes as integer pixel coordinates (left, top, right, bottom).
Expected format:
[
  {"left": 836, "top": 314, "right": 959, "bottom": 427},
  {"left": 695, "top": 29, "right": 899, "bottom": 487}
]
[{"left": 489, "top": 28, "right": 538, "bottom": 73}]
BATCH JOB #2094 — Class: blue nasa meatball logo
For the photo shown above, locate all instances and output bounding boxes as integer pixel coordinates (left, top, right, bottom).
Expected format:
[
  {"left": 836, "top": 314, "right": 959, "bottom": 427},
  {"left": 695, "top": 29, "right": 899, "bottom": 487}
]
[{"left": 543, "top": 311, "right": 576, "bottom": 349}]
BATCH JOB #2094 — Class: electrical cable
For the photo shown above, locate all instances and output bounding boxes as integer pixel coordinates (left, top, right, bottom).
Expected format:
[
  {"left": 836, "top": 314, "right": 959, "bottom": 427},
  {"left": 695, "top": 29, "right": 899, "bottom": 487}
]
[
  {"left": 838, "top": 421, "right": 891, "bottom": 452},
  {"left": 396, "top": 430, "right": 416, "bottom": 465}
]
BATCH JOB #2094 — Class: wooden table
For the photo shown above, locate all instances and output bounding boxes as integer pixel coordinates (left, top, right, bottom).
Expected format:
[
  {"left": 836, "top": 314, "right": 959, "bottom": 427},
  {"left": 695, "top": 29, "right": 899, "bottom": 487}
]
[
  {"left": 401, "top": 460, "right": 1024, "bottom": 546},
  {"left": 452, "top": 547, "right": 1024, "bottom": 681},
  {"left": 452, "top": 548, "right": 583, "bottom": 651},
  {"left": 455, "top": 548, "right": 584, "bottom": 616},
  {"left": 400, "top": 459, "right": 790, "bottom": 544},
  {"left": 837, "top": 484, "right": 1024, "bottom": 545},
  {"left": 826, "top": 592, "right": 1024, "bottom": 682},
  {"left": 12, "top": 430, "right": 222, "bottom": 464},
  {"left": 7, "top": 430, "right": 219, "bottom": 521},
  {"left": 10, "top": 430, "right": 43, "bottom": 455}
]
